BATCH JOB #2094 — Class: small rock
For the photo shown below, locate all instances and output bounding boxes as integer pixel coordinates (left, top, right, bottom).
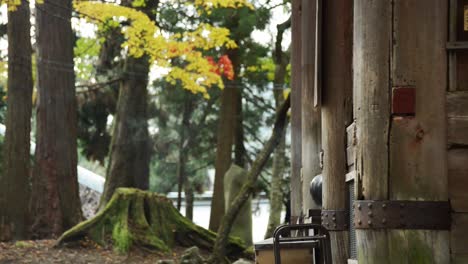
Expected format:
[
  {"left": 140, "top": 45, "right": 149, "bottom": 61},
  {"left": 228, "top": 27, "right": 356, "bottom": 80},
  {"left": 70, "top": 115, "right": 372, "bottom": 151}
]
[
  {"left": 180, "top": 246, "right": 205, "bottom": 264},
  {"left": 232, "top": 259, "right": 254, "bottom": 264},
  {"left": 157, "top": 260, "right": 175, "bottom": 264}
]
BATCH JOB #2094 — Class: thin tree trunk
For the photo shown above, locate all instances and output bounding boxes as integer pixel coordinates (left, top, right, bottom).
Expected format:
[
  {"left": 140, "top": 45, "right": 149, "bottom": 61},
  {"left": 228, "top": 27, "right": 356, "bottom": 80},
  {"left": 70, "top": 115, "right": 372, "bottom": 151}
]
[
  {"left": 176, "top": 94, "right": 194, "bottom": 219},
  {"left": 265, "top": 17, "right": 291, "bottom": 239},
  {"left": 30, "top": 0, "right": 83, "bottom": 238},
  {"left": 209, "top": 95, "right": 290, "bottom": 264},
  {"left": 100, "top": 56, "right": 151, "bottom": 208},
  {"left": 0, "top": 0, "right": 33, "bottom": 241}
]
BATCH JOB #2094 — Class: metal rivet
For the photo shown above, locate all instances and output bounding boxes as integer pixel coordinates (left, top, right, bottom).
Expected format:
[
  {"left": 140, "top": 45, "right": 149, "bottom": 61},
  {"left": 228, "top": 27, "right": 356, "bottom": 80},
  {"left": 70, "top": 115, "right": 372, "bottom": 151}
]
[
  {"left": 382, "top": 219, "right": 387, "bottom": 224},
  {"left": 400, "top": 203, "right": 405, "bottom": 208},
  {"left": 332, "top": 212, "right": 336, "bottom": 217},
  {"left": 368, "top": 203, "right": 373, "bottom": 208},
  {"left": 324, "top": 213, "right": 328, "bottom": 217},
  {"left": 332, "top": 217, "right": 336, "bottom": 221},
  {"left": 358, "top": 220, "right": 362, "bottom": 225},
  {"left": 382, "top": 203, "right": 387, "bottom": 209},
  {"left": 334, "top": 224, "right": 337, "bottom": 228},
  {"left": 368, "top": 220, "right": 372, "bottom": 225},
  {"left": 368, "top": 212, "right": 373, "bottom": 217},
  {"left": 357, "top": 204, "right": 361, "bottom": 210}
]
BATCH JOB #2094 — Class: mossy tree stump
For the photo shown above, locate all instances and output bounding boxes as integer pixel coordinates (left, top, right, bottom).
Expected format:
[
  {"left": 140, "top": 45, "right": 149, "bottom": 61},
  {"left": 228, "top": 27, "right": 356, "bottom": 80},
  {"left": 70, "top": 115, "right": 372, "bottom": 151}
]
[{"left": 57, "top": 188, "right": 246, "bottom": 257}]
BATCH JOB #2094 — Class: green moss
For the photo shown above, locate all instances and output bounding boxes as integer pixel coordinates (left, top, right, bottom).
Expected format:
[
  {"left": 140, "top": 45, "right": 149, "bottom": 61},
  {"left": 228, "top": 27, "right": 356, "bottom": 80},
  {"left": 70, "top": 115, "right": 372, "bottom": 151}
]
[
  {"left": 57, "top": 188, "right": 245, "bottom": 257},
  {"left": 407, "top": 232, "right": 432, "bottom": 263},
  {"left": 15, "top": 241, "right": 33, "bottom": 248}
]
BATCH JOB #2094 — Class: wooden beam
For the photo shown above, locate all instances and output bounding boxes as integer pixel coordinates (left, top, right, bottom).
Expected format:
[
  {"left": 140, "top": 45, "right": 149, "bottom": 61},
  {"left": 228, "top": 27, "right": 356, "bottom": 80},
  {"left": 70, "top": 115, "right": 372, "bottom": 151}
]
[
  {"left": 301, "top": 0, "right": 320, "bottom": 213},
  {"left": 353, "top": 0, "right": 392, "bottom": 262},
  {"left": 449, "top": 149, "right": 468, "bottom": 212},
  {"left": 448, "top": 92, "right": 468, "bottom": 146},
  {"left": 321, "top": 0, "right": 352, "bottom": 262},
  {"left": 290, "top": 0, "right": 303, "bottom": 222},
  {"left": 389, "top": 1, "right": 449, "bottom": 263}
]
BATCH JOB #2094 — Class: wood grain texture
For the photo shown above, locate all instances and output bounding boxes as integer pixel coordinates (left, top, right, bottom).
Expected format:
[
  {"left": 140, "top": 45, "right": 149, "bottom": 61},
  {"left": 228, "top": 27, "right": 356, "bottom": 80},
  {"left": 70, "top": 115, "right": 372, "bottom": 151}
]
[
  {"left": 451, "top": 213, "right": 468, "bottom": 254},
  {"left": 449, "top": 149, "right": 468, "bottom": 212},
  {"left": 447, "top": 92, "right": 468, "bottom": 146},
  {"left": 290, "top": 0, "right": 303, "bottom": 221},
  {"left": 354, "top": 0, "right": 392, "bottom": 262},
  {"left": 321, "top": 0, "right": 352, "bottom": 262},
  {"left": 301, "top": 0, "right": 321, "bottom": 213},
  {"left": 389, "top": 1, "right": 449, "bottom": 263}
]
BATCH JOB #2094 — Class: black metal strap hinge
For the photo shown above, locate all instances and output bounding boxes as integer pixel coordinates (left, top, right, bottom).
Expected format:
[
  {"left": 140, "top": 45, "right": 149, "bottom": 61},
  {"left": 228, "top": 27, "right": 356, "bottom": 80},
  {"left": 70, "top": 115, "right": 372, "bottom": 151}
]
[
  {"left": 353, "top": 200, "right": 450, "bottom": 230},
  {"left": 321, "top": 209, "right": 349, "bottom": 231}
]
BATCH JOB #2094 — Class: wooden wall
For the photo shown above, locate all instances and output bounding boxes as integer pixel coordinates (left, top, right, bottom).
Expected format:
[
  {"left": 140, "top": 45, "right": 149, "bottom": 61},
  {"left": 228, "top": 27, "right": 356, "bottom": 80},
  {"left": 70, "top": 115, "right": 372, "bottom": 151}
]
[
  {"left": 449, "top": 1, "right": 468, "bottom": 262},
  {"left": 448, "top": 92, "right": 468, "bottom": 264}
]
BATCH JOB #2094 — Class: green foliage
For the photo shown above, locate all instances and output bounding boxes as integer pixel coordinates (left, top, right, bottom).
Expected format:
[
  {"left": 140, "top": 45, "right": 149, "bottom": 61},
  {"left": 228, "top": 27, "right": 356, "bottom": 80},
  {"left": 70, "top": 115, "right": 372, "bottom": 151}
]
[{"left": 74, "top": 37, "right": 100, "bottom": 82}]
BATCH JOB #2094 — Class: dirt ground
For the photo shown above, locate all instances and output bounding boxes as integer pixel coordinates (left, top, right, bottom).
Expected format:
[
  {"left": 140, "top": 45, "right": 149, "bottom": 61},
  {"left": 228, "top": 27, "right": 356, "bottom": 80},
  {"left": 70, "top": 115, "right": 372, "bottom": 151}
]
[{"left": 0, "top": 239, "right": 206, "bottom": 264}]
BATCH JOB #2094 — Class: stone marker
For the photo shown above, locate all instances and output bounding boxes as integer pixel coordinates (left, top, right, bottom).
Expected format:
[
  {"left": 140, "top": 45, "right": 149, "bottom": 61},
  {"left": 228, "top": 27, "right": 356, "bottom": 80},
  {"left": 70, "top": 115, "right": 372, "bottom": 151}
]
[{"left": 224, "top": 164, "right": 253, "bottom": 246}]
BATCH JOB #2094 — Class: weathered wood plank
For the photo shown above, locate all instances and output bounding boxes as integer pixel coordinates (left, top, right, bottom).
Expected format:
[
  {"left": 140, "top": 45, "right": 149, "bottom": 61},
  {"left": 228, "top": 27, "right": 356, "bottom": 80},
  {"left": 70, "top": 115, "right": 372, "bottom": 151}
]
[
  {"left": 451, "top": 213, "right": 468, "bottom": 254},
  {"left": 290, "top": 0, "right": 303, "bottom": 222},
  {"left": 447, "top": 92, "right": 468, "bottom": 145},
  {"left": 321, "top": 0, "right": 352, "bottom": 262},
  {"left": 451, "top": 254, "right": 468, "bottom": 264},
  {"left": 449, "top": 149, "right": 468, "bottom": 212},
  {"left": 447, "top": 91, "right": 468, "bottom": 117},
  {"left": 448, "top": 117, "right": 468, "bottom": 146},
  {"left": 389, "top": 1, "right": 449, "bottom": 263},
  {"left": 301, "top": 0, "right": 320, "bottom": 213},
  {"left": 354, "top": 0, "right": 392, "bottom": 262}
]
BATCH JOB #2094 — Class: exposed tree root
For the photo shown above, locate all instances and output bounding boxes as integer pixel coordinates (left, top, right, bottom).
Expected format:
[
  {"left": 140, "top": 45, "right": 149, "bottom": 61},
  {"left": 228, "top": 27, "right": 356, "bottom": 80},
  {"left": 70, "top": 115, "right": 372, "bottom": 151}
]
[{"left": 56, "top": 188, "right": 246, "bottom": 258}]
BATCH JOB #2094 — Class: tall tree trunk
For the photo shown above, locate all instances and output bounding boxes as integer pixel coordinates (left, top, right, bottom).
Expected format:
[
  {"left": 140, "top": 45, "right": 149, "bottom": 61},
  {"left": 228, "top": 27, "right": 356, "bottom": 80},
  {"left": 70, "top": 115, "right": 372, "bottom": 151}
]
[
  {"left": 209, "top": 87, "right": 236, "bottom": 231},
  {"left": 0, "top": 0, "right": 33, "bottom": 241},
  {"left": 30, "top": 0, "right": 83, "bottom": 238},
  {"left": 100, "top": 56, "right": 151, "bottom": 208},
  {"left": 209, "top": 47, "right": 242, "bottom": 231},
  {"left": 265, "top": 17, "right": 291, "bottom": 238},
  {"left": 99, "top": 0, "right": 159, "bottom": 209}
]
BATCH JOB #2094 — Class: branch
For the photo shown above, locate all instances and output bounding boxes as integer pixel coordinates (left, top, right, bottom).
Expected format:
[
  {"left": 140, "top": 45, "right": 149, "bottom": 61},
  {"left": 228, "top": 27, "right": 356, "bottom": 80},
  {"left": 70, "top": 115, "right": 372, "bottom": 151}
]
[{"left": 208, "top": 94, "right": 291, "bottom": 264}]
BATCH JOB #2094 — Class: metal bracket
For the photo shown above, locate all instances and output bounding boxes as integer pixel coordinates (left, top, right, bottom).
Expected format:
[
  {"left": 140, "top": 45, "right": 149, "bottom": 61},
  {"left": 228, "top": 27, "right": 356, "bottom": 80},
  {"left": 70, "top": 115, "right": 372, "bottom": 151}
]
[
  {"left": 321, "top": 209, "right": 349, "bottom": 231},
  {"left": 353, "top": 200, "right": 450, "bottom": 230}
]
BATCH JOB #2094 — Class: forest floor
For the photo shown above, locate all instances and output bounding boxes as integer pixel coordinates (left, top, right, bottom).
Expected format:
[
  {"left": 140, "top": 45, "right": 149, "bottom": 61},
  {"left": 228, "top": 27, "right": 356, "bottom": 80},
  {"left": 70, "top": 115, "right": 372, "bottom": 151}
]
[{"left": 0, "top": 239, "right": 206, "bottom": 264}]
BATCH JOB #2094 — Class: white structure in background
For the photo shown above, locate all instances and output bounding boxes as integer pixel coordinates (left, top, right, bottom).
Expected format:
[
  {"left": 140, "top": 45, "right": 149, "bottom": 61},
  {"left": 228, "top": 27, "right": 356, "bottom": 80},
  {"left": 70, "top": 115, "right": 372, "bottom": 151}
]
[
  {"left": 0, "top": 123, "right": 277, "bottom": 242},
  {"left": 0, "top": 124, "right": 106, "bottom": 193}
]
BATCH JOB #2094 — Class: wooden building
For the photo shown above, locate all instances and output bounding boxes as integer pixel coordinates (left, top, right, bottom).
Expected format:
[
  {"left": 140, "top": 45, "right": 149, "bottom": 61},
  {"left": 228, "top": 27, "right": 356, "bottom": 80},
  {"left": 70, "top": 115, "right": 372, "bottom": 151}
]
[{"left": 290, "top": 0, "right": 468, "bottom": 263}]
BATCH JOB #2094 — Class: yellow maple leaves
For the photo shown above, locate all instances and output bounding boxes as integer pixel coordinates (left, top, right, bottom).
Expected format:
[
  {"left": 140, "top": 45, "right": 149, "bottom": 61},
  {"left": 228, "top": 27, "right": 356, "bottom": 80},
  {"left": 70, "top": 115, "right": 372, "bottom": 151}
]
[{"left": 74, "top": 0, "right": 250, "bottom": 97}]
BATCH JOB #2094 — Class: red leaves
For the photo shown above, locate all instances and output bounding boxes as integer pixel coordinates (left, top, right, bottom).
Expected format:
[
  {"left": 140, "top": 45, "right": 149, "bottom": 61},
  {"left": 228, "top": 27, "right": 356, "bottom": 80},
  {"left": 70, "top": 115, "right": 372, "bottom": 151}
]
[{"left": 206, "top": 55, "right": 234, "bottom": 80}]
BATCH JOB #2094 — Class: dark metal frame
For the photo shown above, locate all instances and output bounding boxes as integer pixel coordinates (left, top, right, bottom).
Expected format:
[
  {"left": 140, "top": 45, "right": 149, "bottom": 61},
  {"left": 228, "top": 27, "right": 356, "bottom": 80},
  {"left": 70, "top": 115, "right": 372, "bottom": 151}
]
[{"left": 273, "top": 223, "right": 332, "bottom": 264}]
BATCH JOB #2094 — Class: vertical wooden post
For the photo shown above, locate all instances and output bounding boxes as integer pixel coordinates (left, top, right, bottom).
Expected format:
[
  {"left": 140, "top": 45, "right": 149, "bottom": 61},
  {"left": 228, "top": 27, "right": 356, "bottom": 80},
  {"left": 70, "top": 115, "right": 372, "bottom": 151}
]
[
  {"left": 389, "top": 1, "right": 449, "bottom": 263},
  {"left": 321, "top": 0, "right": 352, "bottom": 262},
  {"left": 353, "top": 0, "right": 392, "bottom": 262},
  {"left": 290, "top": 0, "right": 303, "bottom": 222},
  {"left": 301, "top": 0, "right": 320, "bottom": 215},
  {"left": 354, "top": 1, "right": 450, "bottom": 263}
]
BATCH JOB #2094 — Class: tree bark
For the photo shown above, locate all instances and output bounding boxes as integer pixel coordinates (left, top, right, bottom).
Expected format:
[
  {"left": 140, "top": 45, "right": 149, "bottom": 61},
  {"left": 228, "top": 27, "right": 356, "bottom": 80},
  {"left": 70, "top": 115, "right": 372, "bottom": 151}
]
[
  {"left": 100, "top": 56, "right": 151, "bottom": 208},
  {"left": 209, "top": 48, "right": 242, "bottom": 231},
  {"left": 0, "top": 0, "right": 33, "bottom": 241},
  {"left": 57, "top": 188, "right": 246, "bottom": 258},
  {"left": 208, "top": 95, "right": 290, "bottom": 264},
  {"left": 99, "top": 0, "right": 159, "bottom": 209},
  {"left": 30, "top": 0, "right": 83, "bottom": 238}
]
